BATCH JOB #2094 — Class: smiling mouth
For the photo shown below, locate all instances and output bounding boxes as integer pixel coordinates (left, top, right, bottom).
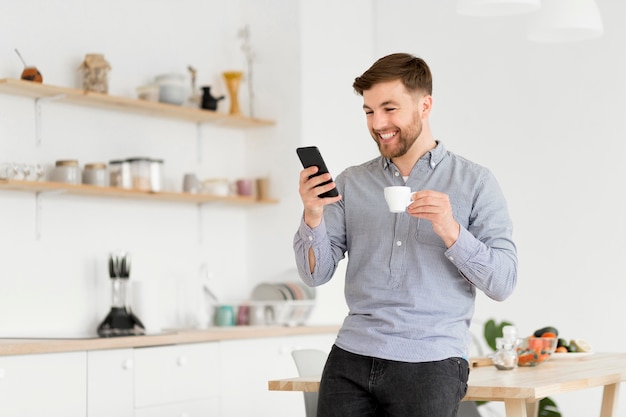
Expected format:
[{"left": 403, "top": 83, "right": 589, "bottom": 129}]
[{"left": 378, "top": 131, "right": 398, "bottom": 142}]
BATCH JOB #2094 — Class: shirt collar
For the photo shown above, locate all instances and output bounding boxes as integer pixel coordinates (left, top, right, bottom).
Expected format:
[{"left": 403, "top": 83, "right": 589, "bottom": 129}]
[{"left": 381, "top": 141, "right": 446, "bottom": 171}]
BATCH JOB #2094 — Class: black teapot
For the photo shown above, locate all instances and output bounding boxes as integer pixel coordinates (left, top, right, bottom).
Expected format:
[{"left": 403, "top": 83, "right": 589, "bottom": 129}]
[{"left": 201, "top": 86, "right": 225, "bottom": 111}]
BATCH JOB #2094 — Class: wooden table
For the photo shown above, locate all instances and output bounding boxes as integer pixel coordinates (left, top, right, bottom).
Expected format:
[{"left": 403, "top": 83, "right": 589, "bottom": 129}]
[{"left": 268, "top": 352, "right": 626, "bottom": 417}]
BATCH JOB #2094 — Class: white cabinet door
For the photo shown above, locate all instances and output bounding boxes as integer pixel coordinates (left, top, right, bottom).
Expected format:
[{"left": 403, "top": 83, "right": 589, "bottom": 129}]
[
  {"left": 0, "top": 351, "right": 86, "bottom": 417},
  {"left": 134, "top": 398, "right": 219, "bottom": 417},
  {"left": 134, "top": 342, "right": 219, "bottom": 410},
  {"left": 87, "top": 348, "right": 134, "bottom": 417},
  {"left": 219, "top": 333, "right": 336, "bottom": 417}
]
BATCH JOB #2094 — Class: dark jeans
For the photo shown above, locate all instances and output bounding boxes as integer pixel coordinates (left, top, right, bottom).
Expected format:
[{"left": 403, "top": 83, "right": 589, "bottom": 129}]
[{"left": 317, "top": 345, "right": 469, "bottom": 417}]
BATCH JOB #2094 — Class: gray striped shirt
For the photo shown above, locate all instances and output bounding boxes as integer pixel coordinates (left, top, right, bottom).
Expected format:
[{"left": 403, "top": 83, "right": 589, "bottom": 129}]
[{"left": 294, "top": 142, "right": 517, "bottom": 362}]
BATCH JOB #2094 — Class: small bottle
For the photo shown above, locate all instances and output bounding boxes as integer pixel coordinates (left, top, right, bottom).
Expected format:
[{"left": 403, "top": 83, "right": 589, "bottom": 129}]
[{"left": 493, "top": 325, "right": 518, "bottom": 370}]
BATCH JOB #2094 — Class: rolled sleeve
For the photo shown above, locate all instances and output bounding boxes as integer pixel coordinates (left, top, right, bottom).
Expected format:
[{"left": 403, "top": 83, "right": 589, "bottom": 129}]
[{"left": 293, "top": 215, "right": 336, "bottom": 287}]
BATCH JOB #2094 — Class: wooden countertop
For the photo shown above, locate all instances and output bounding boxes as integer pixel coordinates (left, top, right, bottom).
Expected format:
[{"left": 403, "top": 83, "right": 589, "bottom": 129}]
[{"left": 0, "top": 325, "right": 339, "bottom": 356}]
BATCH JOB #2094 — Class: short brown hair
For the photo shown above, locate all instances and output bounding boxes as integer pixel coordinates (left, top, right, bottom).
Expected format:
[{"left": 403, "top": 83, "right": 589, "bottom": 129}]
[{"left": 353, "top": 53, "right": 432, "bottom": 96}]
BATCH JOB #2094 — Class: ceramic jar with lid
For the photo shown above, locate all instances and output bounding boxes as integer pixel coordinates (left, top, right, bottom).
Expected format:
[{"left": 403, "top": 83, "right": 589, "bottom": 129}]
[
  {"left": 50, "top": 160, "right": 81, "bottom": 184},
  {"left": 82, "top": 162, "right": 108, "bottom": 186}
]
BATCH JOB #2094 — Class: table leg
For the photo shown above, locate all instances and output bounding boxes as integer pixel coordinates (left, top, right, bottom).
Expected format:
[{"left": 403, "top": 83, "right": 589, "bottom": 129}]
[
  {"left": 526, "top": 401, "right": 538, "bottom": 417},
  {"left": 600, "top": 383, "right": 620, "bottom": 417},
  {"left": 504, "top": 399, "right": 528, "bottom": 417}
]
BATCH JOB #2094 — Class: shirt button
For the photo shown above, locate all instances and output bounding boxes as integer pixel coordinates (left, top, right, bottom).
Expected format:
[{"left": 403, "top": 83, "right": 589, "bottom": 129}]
[
  {"left": 396, "top": 241, "right": 402, "bottom": 246},
  {"left": 448, "top": 256, "right": 454, "bottom": 261},
  {"left": 308, "top": 236, "right": 313, "bottom": 241},
  {"left": 394, "top": 171, "right": 400, "bottom": 177},
  {"left": 430, "top": 161, "right": 436, "bottom": 168}
]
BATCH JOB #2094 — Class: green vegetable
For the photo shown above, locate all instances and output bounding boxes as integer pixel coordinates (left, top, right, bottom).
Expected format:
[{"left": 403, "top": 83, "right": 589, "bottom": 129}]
[{"left": 533, "top": 326, "right": 559, "bottom": 337}]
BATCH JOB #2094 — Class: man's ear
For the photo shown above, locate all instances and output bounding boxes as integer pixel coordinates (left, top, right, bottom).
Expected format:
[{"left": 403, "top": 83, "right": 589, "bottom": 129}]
[{"left": 420, "top": 94, "right": 433, "bottom": 117}]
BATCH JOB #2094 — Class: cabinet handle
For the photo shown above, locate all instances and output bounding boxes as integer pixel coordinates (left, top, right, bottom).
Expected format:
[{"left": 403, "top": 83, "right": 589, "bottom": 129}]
[
  {"left": 122, "top": 359, "right": 133, "bottom": 370},
  {"left": 177, "top": 355, "right": 188, "bottom": 366}
]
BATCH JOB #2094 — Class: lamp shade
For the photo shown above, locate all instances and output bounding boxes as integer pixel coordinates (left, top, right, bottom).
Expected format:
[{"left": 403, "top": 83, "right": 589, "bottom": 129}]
[
  {"left": 457, "top": 0, "right": 540, "bottom": 16},
  {"left": 527, "top": 0, "right": 604, "bottom": 42}
]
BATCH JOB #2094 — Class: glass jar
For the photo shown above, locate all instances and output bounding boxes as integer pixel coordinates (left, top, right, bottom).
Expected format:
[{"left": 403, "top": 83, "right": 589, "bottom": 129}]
[
  {"left": 127, "top": 157, "right": 152, "bottom": 191},
  {"left": 149, "top": 158, "right": 163, "bottom": 192},
  {"left": 493, "top": 337, "right": 518, "bottom": 370},
  {"left": 109, "top": 159, "right": 132, "bottom": 189}
]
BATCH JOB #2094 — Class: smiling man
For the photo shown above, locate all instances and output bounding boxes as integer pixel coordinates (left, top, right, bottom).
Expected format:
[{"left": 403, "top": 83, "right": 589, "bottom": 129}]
[{"left": 294, "top": 53, "right": 518, "bottom": 417}]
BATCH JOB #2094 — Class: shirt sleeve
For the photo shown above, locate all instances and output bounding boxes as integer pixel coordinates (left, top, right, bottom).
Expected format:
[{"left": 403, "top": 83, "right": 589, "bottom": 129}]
[
  {"left": 293, "top": 215, "right": 340, "bottom": 287},
  {"left": 444, "top": 171, "right": 518, "bottom": 301}
]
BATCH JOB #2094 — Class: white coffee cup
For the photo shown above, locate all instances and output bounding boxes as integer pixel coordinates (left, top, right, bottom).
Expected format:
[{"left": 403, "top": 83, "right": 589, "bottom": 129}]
[{"left": 384, "top": 186, "right": 413, "bottom": 213}]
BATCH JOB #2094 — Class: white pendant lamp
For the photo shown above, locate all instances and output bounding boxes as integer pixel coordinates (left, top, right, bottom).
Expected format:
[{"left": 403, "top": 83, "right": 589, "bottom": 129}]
[
  {"left": 527, "top": 0, "right": 604, "bottom": 43},
  {"left": 457, "top": 0, "right": 540, "bottom": 16}
]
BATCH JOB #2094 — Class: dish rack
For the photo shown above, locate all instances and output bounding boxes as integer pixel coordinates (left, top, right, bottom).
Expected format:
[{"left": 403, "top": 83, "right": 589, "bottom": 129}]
[{"left": 249, "top": 300, "right": 316, "bottom": 327}]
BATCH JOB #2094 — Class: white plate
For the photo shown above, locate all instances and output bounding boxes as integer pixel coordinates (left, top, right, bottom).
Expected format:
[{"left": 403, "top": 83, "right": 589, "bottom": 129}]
[
  {"left": 251, "top": 283, "right": 286, "bottom": 301},
  {"left": 551, "top": 351, "right": 594, "bottom": 360}
]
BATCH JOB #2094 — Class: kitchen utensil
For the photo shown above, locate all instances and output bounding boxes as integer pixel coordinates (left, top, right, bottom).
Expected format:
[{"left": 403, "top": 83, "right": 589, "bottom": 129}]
[
  {"left": 98, "top": 251, "right": 144, "bottom": 337},
  {"left": 200, "top": 86, "right": 225, "bottom": 111}
]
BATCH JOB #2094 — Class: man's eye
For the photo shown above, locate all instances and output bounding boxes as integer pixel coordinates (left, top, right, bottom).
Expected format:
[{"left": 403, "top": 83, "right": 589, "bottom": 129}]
[
  {"left": 385, "top": 107, "right": 396, "bottom": 112},
  {"left": 364, "top": 110, "right": 373, "bottom": 115}
]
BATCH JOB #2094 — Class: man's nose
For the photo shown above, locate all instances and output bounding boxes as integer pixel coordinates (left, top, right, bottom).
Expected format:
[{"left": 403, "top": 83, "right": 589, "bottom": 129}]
[{"left": 371, "top": 112, "right": 388, "bottom": 130}]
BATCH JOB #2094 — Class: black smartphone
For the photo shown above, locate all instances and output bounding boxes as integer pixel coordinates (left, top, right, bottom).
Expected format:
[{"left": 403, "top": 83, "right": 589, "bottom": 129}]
[{"left": 296, "top": 146, "right": 339, "bottom": 198}]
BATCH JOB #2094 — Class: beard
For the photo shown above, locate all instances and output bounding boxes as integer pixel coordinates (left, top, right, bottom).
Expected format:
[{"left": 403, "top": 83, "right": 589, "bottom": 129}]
[{"left": 373, "top": 112, "right": 423, "bottom": 159}]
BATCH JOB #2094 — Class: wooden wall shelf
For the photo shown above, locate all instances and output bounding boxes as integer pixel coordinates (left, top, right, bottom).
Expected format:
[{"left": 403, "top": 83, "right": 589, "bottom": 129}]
[
  {"left": 0, "top": 179, "right": 278, "bottom": 205},
  {"left": 0, "top": 78, "right": 275, "bottom": 127}
]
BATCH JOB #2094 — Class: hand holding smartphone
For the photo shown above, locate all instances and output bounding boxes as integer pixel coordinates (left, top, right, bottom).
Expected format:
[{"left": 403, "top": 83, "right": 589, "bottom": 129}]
[{"left": 296, "top": 146, "right": 339, "bottom": 198}]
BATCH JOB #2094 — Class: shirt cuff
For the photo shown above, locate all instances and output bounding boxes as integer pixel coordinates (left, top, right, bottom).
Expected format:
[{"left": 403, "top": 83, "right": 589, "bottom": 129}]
[
  {"left": 444, "top": 227, "right": 479, "bottom": 267},
  {"left": 298, "top": 213, "right": 327, "bottom": 244}
]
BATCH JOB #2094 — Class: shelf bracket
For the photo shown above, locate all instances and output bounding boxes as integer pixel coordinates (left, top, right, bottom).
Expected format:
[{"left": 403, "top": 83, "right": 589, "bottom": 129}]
[
  {"left": 196, "top": 123, "right": 203, "bottom": 164},
  {"left": 35, "top": 189, "right": 65, "bottom": 240},
  {"left": 34, "top": 94, "right": 65, "bottom": 146}
]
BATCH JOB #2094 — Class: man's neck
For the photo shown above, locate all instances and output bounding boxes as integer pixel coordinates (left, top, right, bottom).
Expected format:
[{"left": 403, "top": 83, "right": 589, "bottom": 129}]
[{"left": 392, "top": 136, "right": 437, "bottom": 177}]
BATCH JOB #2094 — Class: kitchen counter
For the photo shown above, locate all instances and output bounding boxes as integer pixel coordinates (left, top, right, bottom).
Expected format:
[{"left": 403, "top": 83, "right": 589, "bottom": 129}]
[{"left": 0, "top": 325, "right": 340, "bottom": 356}]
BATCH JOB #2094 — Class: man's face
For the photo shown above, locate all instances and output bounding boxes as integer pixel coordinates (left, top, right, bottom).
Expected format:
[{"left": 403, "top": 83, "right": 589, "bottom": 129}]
[{"left": 362, "top": 79, "right": 425, "bottom": 159}]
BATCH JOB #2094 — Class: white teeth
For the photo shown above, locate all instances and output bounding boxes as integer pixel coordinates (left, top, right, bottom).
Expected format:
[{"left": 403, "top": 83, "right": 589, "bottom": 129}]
[{"left": 380, "top": 132, "right": 396, "bottom": 140}]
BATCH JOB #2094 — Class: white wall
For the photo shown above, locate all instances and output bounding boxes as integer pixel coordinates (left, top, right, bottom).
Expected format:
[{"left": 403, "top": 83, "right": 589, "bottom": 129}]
[{"left": 0, "top": 0, "right": 270, "bottom": 335}]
